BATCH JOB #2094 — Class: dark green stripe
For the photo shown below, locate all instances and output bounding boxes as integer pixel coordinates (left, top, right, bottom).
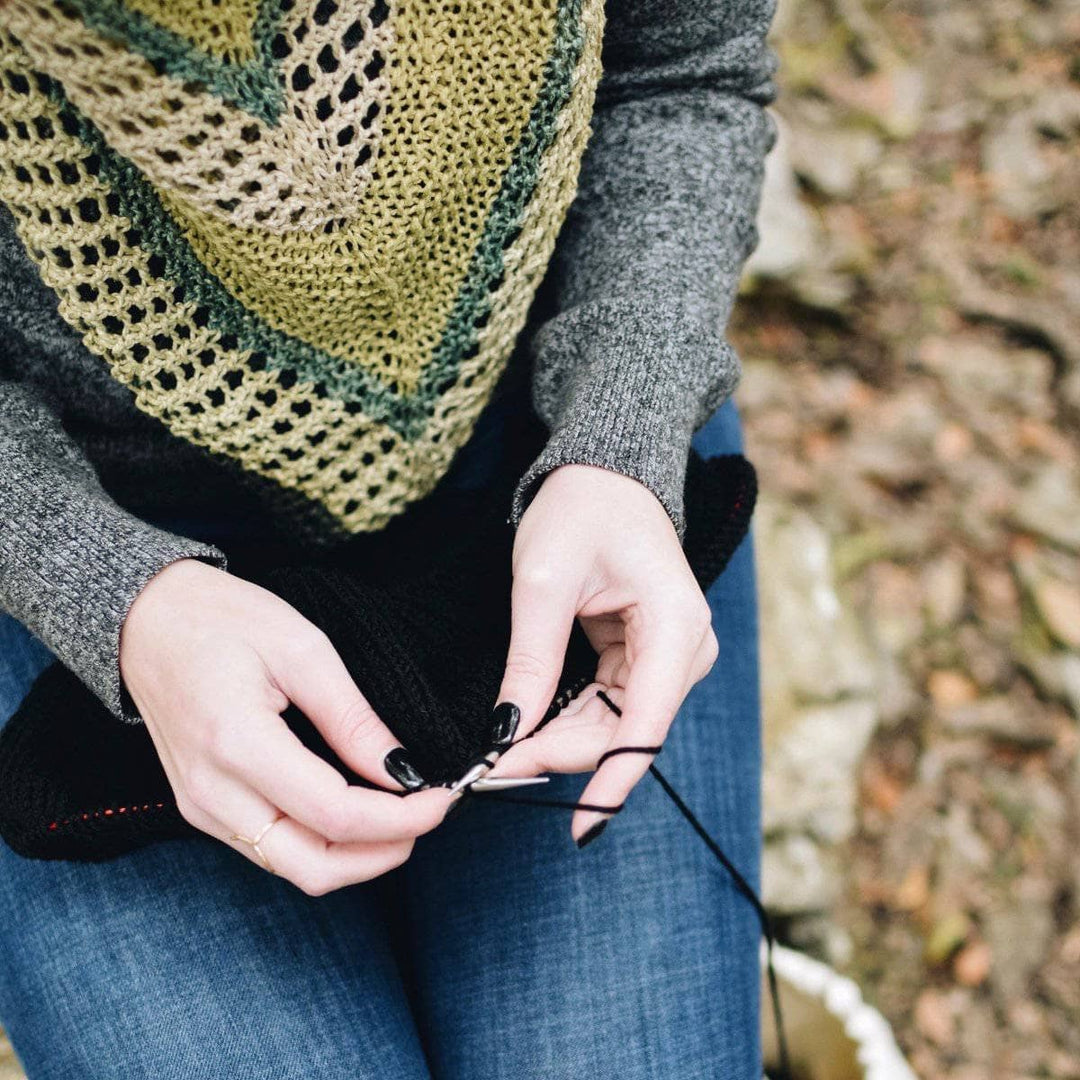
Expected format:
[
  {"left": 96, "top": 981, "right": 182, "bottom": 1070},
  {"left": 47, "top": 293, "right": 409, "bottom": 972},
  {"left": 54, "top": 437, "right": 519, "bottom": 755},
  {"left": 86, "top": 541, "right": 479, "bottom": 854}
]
[
  {"left": 421, "top": 0, "right": 586, "bottom": 416},
  {"left": 65, "top": 0, "right": 289, "bottom": 123},
  {"left": 56, "top": 95, "right": 416, "bottom": 430},
  {"left": 42, "top": 0, "right": 587, "bottom": 441}
]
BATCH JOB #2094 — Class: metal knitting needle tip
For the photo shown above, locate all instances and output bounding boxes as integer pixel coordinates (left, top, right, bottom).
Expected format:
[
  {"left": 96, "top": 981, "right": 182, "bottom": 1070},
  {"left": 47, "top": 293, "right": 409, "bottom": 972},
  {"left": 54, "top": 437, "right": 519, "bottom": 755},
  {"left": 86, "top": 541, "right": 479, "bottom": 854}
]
[
  {"left": 447, "top": 759, "right": 494, "bottom": 795},
  {"left": 468, "top": 775, "right": 550, "bottom": 791}
]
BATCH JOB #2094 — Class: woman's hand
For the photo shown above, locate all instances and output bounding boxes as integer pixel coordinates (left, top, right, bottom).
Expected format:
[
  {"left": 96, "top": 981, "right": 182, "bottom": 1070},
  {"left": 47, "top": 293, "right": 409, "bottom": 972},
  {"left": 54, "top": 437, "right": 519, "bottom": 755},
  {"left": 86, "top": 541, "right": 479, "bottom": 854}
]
[
  {"left": 487, "top": 463, "right": 719, "bottom": 845},
  {"left": 119, "top": 558, "right": 455, "bottom": 894}
]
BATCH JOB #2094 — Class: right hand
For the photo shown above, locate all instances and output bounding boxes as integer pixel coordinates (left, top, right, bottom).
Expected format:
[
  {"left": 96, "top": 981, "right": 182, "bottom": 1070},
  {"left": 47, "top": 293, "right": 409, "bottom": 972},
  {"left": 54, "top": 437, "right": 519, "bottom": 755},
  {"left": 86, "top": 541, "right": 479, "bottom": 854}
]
[{"left": 119, "top": 557, "right": 456, "bottom": 895}]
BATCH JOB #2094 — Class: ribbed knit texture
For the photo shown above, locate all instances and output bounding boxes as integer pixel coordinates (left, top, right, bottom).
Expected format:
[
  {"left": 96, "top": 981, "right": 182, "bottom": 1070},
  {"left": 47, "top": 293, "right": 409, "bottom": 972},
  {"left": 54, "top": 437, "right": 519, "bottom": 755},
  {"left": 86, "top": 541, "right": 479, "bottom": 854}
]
[
  {"left": 0, "top": 0, "right": 778, "bottom": 724},
  {"left": 0, "top": 450, "right": 757, "bottom": 862}
]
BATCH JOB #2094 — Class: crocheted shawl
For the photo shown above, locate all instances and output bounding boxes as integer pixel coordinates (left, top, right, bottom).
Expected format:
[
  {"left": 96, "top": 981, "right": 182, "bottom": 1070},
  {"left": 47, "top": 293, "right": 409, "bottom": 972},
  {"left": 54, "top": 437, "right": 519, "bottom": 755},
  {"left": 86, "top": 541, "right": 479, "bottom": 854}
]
[{"left": 0, "top": 0, "right": 604, "bottom": 536}]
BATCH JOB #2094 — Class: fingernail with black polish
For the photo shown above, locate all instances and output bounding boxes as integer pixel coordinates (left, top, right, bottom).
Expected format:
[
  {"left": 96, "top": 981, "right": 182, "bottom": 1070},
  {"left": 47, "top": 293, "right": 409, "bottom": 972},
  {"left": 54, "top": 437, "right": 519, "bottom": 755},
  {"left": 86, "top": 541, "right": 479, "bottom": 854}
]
[
  {"left": 384, "top": 747, "right": 426, "bottom": 792},
  {"left": 575, "top": 818, "right": 609, "bottom": 850},
  {"left": 489, "top": 701, "right": 521, "bottom": 747}
]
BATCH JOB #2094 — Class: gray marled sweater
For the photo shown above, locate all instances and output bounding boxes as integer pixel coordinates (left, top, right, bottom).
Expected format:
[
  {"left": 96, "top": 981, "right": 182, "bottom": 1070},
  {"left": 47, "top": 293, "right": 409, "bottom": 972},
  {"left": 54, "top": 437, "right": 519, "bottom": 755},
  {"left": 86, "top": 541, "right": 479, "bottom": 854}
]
[{"left": 0, "top": 0, "right": 777, "bottom": 722}]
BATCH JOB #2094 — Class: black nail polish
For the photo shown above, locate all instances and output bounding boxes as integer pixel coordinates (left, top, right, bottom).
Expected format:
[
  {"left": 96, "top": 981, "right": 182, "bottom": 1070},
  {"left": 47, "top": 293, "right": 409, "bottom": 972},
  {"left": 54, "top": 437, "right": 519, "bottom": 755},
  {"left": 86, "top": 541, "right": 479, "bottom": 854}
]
[
  {"left": 576, "top": 818, "right": 609, "bottom": 850},
  {"left": 384, "top": 748, "right": 426, "bottom": 792},
  {"left": 489, "top": 701, "right": 521, "bottom": 747}
]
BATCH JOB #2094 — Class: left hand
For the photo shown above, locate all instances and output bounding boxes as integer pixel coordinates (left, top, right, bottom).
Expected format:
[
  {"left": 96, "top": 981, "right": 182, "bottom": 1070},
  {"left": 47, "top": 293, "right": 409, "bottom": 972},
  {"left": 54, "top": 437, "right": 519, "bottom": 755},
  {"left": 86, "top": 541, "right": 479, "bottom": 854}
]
[{"left": 486, "top": 463, "right": 719, "bottom": 845}]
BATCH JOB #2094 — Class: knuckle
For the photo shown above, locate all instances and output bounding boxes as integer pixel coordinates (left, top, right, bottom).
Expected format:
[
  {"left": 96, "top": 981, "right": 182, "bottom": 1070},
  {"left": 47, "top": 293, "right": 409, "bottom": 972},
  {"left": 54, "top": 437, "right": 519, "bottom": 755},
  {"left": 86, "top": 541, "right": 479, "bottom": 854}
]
[
  {"left": 204, "top": 723, "right": 247, "bottom": 771},
  {"left": 309, "top": 799, "right": 352, "bottom": 843},
  {"left": 174, "top": 791, "right": 205, "bottom": 829},
  {"left": 658, "top": 593, "right": 711, "bottom": 644},
  {"left": 514, "top": 562, "right": 559, "bottom": 596},
  {"left": 702, "top": 628, "right": 720, "bottom": 668},
  {"left": 335, "top": 697, "right": 381, "bottom": 757},
  {"left": 182, "top": 765, "right": 221, "bottom": 814},
  {"left": 285, "top": 625, "right": 332, "bottom": 666},
  {"left": 682, "top": 591, "right": 713, "bottom": 634},
  {"left": 503, "top": 650, "right": 549, "bottom": 685},
  {"left": 293, "top": 865, "right": 334, "bottom": 897},
  {"left": 388, "top": 840, "right": 415, "bottom": 871}
]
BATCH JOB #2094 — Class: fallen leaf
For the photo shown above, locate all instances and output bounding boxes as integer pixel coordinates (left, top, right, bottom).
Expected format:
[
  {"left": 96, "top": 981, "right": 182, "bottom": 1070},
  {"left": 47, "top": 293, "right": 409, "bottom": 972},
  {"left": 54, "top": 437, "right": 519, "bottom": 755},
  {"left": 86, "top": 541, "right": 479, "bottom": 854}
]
[
  {"left": 928, "top": 669, "right": 979, "bottom": 708},
  {"left": 914, "top": 989, "right": 956, "bottom": 1047},
  {"left": 954, "top": 940, "right": 993, "bottom": 987}
]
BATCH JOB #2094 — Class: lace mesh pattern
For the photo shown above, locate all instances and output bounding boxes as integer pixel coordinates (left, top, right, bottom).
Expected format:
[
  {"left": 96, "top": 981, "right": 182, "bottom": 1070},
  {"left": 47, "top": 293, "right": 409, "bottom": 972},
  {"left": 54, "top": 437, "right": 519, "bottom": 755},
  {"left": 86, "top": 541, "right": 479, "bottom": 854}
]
[{"left": 0, "top": 0, "right": 604, "bottom": 534}]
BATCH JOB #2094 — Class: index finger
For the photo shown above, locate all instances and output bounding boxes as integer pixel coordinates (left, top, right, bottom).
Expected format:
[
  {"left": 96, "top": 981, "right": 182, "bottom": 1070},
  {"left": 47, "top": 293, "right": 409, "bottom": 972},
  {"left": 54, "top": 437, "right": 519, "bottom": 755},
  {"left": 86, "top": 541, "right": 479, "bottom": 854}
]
[
  {"left": 495, "top": 563, "right": 580, "bottom": 739},
  {"left": 225, "top": 711, "right": 455, "bottom": 844},
  {"left": 270, "top": 629, "right": 421, "bottom": 792},
  {"left": 571, "top": 614, "right": 700, "bottom": 844}
]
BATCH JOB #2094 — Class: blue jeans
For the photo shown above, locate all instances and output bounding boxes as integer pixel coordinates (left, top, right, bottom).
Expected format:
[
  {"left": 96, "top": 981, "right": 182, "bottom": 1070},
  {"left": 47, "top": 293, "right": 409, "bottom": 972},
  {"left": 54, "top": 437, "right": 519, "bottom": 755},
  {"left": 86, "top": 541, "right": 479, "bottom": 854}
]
[{"left": 0, "top": 397, "right": 762, "bottom": 1080}]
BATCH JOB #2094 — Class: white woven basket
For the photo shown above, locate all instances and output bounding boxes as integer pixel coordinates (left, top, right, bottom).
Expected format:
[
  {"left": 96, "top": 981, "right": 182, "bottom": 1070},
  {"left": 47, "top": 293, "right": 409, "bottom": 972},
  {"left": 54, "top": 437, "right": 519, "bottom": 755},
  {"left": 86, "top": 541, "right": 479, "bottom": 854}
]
[
  {"left": 761, "top": 944, "right": 918, "bottom": 1080},
  {"left": 0, "top": 1029, "right": 23, "bottom": 1080}
]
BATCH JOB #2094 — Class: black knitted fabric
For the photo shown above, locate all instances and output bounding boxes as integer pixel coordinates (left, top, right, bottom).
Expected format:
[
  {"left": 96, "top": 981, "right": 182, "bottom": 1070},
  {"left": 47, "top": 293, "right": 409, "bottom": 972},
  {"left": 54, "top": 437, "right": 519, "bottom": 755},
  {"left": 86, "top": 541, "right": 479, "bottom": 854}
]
[{"left": 0, "top": 450, "right": 757, "bottom": 862}]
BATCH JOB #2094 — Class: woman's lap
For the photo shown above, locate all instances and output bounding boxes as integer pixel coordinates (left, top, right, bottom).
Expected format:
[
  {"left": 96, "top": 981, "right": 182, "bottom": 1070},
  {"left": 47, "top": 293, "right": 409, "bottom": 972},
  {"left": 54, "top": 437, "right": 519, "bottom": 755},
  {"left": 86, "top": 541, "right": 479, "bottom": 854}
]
[
  {"left": 0, "top": 398, "right": 761, "bottom": 1079},
  {"left": 0, "top": 831, "right": 430, "bottom": 1079}
]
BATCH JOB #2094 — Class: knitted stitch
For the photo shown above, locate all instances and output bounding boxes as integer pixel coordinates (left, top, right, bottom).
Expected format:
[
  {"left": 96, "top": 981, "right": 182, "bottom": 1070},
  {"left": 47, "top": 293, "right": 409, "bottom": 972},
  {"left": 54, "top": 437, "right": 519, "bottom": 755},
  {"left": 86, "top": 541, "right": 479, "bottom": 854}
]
[
  {"left": 0, "top": 449, "right": 757, "bottom": 862},
  {"left": 0, "top": 0, "right": 604, "bottom": 534}
]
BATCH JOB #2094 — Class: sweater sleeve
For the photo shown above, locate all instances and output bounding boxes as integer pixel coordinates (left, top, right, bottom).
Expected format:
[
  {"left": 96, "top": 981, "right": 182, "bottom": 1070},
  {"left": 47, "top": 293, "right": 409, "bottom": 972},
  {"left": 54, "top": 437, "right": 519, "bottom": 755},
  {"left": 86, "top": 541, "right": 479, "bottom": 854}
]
[
  {"left": 0, "top": 376, "right": 228, "bottom": 723},
  {"left": 509, "top": 0, "right": 778, "bottom": 537}
]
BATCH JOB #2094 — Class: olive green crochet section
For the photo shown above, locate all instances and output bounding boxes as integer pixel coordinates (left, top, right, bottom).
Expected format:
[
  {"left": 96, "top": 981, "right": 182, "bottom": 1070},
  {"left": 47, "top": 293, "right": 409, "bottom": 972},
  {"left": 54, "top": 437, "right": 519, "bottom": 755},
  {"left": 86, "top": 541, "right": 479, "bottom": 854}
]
[{"left": 0, "top": 0, "right": 604, "bottom": 534}]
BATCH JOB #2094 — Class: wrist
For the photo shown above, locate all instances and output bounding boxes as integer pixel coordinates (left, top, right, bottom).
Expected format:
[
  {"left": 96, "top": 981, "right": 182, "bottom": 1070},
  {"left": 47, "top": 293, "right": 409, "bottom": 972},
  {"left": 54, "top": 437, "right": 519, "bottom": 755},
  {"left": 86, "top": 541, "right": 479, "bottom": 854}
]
[
  {"left": 524, "top": 461, "right": 678, "bottom": 532},
  {"left": 121, "top": 557, "right": 222, "bottom": 657}
]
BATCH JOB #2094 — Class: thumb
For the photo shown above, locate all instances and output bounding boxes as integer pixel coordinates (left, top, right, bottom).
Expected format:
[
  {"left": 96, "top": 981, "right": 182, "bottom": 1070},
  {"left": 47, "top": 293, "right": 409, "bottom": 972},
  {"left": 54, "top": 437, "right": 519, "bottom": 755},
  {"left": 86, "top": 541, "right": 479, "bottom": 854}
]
[{"left": 495, "top": 566, "right": 580, "bottom": 740}]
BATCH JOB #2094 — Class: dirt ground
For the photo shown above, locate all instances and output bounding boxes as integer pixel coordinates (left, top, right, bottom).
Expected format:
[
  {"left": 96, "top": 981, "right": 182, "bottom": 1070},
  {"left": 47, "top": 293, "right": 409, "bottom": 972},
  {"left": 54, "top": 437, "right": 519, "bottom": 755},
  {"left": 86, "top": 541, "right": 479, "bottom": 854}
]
[{"left": 733, "top": 0, "right": 1080, "bottom": 1075}]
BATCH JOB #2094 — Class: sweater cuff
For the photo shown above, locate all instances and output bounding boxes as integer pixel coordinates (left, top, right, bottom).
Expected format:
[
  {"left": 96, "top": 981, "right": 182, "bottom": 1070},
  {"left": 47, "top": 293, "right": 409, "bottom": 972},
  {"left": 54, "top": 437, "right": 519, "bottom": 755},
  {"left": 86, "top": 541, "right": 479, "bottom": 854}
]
[
  {"left": 2, "top": 513, "right": 227, "bottom": 725},
  {"left": 509, "top": 296, "right": 742, "bottom": 538},
  {"left": 110, "top": 537, "right": 229, "bottom": 724}
]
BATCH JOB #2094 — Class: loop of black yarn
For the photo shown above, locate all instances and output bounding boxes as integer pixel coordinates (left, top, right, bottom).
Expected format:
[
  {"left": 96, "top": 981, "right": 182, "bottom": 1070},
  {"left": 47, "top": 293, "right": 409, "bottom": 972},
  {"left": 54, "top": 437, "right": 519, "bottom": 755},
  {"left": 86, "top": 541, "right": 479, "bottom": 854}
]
[
  {"left": 595, "top": 743, "right": 664, "bottom": 770},
  {"left": 466, "top": 689, "right": 793, "bottom": 1080}
]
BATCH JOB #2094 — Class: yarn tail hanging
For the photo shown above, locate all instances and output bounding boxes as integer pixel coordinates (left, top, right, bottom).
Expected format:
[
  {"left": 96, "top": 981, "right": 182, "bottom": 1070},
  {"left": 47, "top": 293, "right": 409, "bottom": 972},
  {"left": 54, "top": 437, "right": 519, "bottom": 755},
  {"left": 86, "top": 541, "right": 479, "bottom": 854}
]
[{"left": 467, "top": 687, "right": 793, "bottom": 1080}]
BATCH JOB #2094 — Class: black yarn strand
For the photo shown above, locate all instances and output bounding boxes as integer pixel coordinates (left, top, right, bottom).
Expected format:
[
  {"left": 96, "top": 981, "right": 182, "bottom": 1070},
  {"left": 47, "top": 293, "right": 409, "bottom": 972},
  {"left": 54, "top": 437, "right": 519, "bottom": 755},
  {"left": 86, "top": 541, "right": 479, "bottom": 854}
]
[
  {"left": 465, "top": 793, "right": 624, "bottom": 814},
  {"left": 645, "top": 760, "right": 792, "bottom": 1080},
  {"left": 468, "top": 688, "right": 793, "bottom": 1080}
]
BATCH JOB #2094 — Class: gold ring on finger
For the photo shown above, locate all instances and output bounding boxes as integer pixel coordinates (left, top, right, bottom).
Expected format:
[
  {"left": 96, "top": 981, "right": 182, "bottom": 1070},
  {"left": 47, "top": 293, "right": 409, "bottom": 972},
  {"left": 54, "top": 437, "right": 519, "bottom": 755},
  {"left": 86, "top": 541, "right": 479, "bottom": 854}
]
[{"left": 229, "top": 810, "right": 286, "bottom": 875}]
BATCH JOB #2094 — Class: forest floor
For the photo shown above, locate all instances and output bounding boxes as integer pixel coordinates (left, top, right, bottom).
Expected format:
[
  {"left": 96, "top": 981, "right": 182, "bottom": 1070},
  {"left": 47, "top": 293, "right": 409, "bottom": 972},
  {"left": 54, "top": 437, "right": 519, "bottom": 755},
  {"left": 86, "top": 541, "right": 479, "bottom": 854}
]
[{"left": 734, "top": 0, "right": 1080, "bottom": 1076}]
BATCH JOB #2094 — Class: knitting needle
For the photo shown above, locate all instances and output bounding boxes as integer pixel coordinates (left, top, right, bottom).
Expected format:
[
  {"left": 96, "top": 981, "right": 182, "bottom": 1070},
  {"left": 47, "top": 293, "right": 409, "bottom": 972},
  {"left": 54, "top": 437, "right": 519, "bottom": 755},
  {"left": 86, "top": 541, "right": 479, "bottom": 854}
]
[
  {"left": 446, "top": 702, "right": 531, "bottom": 795},
  {"left": 447, "top": 759, "right": 493, "bottom": 794},
  {"left": 446, "top": 758, "right": 548, "bottom": 795},
  {"left": 468, "top": 775, "right": 549, "bottom": 792}
]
